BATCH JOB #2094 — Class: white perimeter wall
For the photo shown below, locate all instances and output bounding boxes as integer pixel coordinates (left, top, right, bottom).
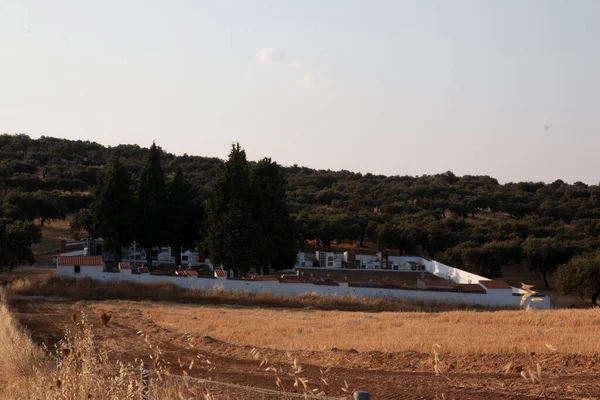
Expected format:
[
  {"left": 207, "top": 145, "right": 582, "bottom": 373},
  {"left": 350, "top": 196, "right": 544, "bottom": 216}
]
[
  {"left": 57, "top": 267, "right": 550, "bottom": 309},
  {"left": 424, "top": 259, "right": 529, "bottom": 295},
  {"left": 425, "top": 259, "right": 489, "bottom": 285}
]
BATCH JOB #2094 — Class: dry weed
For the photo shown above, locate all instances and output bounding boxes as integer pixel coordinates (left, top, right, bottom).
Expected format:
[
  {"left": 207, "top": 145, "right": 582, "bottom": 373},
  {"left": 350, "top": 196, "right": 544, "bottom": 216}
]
[
  {"left": 99, "top": 312, "right": 111, "bottom": 327},
  {"left": 0, "top": 291, "right": 238, "bottom": 399},
  {"left": 250, "top": 347, "right": 342, "bottom": 399}
]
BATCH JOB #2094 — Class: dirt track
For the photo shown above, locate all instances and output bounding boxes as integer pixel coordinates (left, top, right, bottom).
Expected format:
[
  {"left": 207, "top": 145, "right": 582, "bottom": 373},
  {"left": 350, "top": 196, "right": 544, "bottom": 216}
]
[{"left": 8, "top": 296, "right": 600, "bottom": 399}]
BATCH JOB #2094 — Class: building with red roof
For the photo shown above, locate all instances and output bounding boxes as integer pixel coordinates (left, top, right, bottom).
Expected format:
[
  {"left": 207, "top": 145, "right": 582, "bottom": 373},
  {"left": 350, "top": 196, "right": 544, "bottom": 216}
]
[{"left": 56, "top": 256, "right": 104, "bottom": 278}]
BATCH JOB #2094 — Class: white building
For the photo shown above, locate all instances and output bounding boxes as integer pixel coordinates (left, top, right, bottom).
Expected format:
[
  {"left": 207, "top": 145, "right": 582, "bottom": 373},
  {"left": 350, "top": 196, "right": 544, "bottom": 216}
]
[
  {"left": 295, "top": 251, "right": 431, "bottom": 271},
  {"left": 123, "top": 244, "right": 207, "bottom": 267},
  {"left": 296, "top": 251, "right": 379, "bottom": 269},
  {"left": 296, "top": 252, "right": 317, "bottom": 267},
  {"left": 353, "top": 253, "right": 379, "bottom": 269},
  {"left": 56, "top": 256, "right": 104, "bottom": 278}
]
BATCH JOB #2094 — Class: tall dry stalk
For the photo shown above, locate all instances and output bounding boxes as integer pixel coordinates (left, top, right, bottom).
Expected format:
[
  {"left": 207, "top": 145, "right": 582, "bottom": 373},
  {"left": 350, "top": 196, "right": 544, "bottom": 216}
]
[
  {"left": 0, "top": 289, "right": 46, "bottom": 385},
  {"left": 432, "top": 344, "right": 450, "bottom": 400},
  {"left": 250, "top": 347, "right": 339, "bottom": 399}
]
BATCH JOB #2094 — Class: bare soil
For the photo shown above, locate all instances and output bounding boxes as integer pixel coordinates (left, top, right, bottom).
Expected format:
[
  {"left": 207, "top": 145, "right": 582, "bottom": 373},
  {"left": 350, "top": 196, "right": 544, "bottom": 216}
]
[{"left": 7, "top": 295, "right": 600, "bottom": 400}]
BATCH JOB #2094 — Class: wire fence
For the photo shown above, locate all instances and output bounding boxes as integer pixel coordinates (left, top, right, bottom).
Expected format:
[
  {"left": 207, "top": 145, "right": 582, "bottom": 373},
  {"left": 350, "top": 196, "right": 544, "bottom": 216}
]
[{"left": 145, "top": 368, "right": 351, "bottom": 400}]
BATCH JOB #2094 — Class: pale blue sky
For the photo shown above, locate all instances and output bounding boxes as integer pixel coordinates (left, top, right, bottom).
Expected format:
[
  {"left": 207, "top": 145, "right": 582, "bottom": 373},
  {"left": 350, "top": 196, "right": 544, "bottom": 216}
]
[{"left": 1, "top": 1, "right": 599, "bottom": 183}]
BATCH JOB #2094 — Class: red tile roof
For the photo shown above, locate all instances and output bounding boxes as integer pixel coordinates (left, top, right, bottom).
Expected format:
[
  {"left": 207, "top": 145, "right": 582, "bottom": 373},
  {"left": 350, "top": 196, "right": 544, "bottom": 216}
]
[
  {"left": 57, "top": 256, "right": 103, "bottom": 267},
  {"left": 175, "top": 270, "right": 188, "bottom": 276},
  {"left": 249, "top": 276, "right": 279, "bottom": 281},
  {"left": 479, "top": 280, "right": 512, "bottom": 289},
  {"left": 457, "top": 283, "right": 487, "bottom": 294},
  {"left": 215, "top": 269, "right": 226, "bottom": 277},
  {"left": 138, "top": 267, "right": 150, "bottom": 274},
  {"left": 119, "top": 262, "right": 131, "bottom": 269},
  {"left": 279, "top": 277, "right": 313, "bottom": 283},
  {"left": 185, "top": 267, "right": 198, "bottom": 276},
  {"left": 420, "top": 279, "right": 454, "bottom": 289}
]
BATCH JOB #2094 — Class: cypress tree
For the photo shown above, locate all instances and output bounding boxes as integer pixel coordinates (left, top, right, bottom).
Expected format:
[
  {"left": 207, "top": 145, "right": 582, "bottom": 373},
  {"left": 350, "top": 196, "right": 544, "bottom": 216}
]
[
  {"left": 166, "top": 167, "right": 202, "bottom": 266},
  {"left": 202, "top": 143, "right": 259, "bottom": 277},
  {"left": 251, "top": 158, "right": 296, "bottom": 272},
  {"left": 86, "top": 157, "right": 134, "bottom": 261},
  {"left": 136, "top": 143, "right": 167, "bottom": 268}
]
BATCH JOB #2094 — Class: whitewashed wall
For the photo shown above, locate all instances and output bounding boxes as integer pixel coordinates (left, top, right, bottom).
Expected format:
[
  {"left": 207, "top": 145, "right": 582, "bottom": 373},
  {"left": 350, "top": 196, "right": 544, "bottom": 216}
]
[
  {"left": 57, "top": 265, "right": 105, "bottom": 279},
  {"left": 56, "top": 265, "right": 73, "bottom": 277},
  {"left": 426, "top": 260, "right": 489, "bottom": 285},
  {"left": 387, "top": 256, "right": 424, "bottom": 264},
  {"left": 425, "top": 259, "right": 529, "bottom": 296},
  {"left": 59, "top": 267, "right": 550, "bottom": 309},
  {"left": 80, "top": 266, "right": 106, "bottom": 279}
]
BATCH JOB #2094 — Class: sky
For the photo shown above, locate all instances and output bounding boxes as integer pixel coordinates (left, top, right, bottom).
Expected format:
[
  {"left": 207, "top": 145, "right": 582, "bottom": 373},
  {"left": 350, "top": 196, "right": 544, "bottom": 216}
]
[{"left": 1, "top": 0, "right": 599, "bottom": 184}]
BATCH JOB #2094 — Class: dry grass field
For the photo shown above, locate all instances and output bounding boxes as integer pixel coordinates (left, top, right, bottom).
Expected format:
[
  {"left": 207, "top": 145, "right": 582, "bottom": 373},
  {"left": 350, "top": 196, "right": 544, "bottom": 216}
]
[
  {"left": 136, "top": 303, "right": 600, "bottom": 356},
  {"left": 1, "top": 272, "right": 600, "bottom": 399}
]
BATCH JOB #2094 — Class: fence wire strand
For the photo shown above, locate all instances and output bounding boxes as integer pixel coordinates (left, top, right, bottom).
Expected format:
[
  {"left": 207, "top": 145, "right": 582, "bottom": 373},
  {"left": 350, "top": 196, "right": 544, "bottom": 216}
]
[{"left": 152, "top": 371, "right": 349, "bottom": 399}]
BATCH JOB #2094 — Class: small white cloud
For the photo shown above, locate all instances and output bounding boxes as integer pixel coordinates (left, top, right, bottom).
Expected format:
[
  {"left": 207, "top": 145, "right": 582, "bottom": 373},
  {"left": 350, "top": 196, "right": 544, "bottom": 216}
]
[
  {"left": 303, "top": 74, "right": 327, "bottom": 84},
  {"left": 255, "top": 48, "right": 285, "bottom": 65}
]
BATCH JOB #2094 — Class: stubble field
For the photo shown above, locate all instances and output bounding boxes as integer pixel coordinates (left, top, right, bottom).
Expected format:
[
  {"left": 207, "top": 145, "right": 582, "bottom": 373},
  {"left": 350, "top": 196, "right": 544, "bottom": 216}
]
[{"left": 2, "top": 271, "right": 600, "bottom": 399}]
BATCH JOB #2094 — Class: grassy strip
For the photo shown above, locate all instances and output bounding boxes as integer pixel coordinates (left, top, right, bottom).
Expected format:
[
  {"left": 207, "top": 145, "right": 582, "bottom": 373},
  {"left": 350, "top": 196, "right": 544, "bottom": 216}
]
[{"left": 9, "top": 275, "right": 501, "bottom": 312}]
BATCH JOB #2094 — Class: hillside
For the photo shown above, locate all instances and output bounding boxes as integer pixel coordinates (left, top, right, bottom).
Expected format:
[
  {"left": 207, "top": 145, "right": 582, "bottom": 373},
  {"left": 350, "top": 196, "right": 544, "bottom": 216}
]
[{"left": 1, "top": 134, "right": 600, "bottom": 298}]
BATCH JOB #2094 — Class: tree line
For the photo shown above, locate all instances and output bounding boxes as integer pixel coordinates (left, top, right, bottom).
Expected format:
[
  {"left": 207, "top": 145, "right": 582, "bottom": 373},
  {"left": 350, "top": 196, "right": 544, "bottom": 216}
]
[
  {"left": 1, "top": 134, "right": 599, "bottom": 304},
  {"left": 83, "top": 142, "right": 295, "bottom": 277},
  {"left": 83, "top": 143, "right": 203, "bottom": 268}
]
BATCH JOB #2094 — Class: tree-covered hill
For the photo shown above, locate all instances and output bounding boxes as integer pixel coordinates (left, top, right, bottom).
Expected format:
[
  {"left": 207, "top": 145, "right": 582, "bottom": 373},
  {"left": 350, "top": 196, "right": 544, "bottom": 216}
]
[{"left": 1, "top": 134, "right": 599, "bottom": 300}]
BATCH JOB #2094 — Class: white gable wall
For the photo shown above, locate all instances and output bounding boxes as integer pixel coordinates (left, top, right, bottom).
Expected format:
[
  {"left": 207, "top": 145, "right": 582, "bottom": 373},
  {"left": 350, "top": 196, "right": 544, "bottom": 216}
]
[
  {"left": 57, "top": 265, "right": 74, "bottom": 277},
  {"left": 79, "top": 265, "right": 105, "bottom": 279}
]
